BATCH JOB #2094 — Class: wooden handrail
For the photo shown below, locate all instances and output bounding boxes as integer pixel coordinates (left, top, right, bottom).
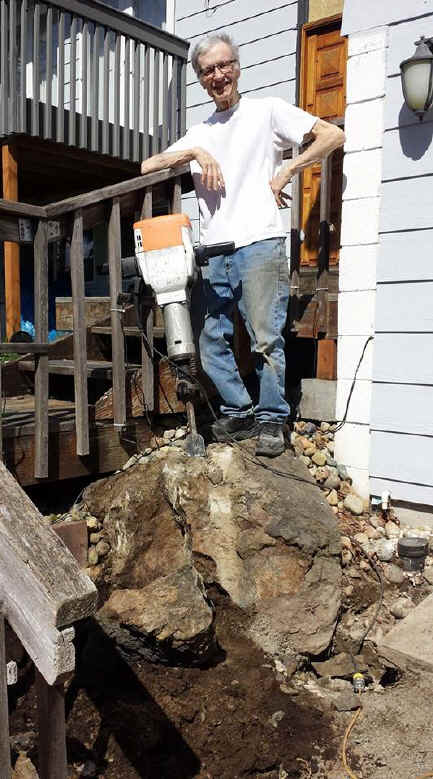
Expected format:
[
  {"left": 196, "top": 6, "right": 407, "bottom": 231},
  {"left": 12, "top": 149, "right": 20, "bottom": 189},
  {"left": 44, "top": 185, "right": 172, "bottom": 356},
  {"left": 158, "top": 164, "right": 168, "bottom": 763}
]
[{"left": 44, "top": 165, "right": 190, "bottom": 218}]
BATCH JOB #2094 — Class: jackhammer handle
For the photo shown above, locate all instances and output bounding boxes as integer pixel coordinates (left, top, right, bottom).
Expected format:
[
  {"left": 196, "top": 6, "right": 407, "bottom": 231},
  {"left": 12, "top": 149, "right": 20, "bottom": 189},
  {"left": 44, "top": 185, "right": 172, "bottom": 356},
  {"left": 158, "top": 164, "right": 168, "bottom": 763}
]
[{"left": 194, "top": 241, "right": 235, "bottom": 266}]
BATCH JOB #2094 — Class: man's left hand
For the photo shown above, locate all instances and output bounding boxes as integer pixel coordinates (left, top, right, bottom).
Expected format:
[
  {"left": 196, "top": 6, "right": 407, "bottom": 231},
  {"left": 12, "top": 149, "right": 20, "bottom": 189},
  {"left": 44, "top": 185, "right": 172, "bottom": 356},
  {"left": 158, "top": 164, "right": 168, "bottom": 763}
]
[{"left": 270, "top": 173, "right": 292, "bottom": 209}]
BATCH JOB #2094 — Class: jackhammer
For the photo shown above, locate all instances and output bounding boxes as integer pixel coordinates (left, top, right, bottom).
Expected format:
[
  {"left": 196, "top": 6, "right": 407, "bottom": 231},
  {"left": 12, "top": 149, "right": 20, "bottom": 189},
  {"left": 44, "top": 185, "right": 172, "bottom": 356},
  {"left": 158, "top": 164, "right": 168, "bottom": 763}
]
[{"left": 121, "top": 213, "right": 234, "bottom": 456}]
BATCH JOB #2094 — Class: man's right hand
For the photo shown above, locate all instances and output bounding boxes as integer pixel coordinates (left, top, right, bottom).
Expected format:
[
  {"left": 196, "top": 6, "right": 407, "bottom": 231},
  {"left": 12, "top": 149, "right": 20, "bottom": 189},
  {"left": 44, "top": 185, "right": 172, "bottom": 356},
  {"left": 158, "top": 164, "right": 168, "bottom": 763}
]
[{"left": 193, "top": 147, "right": 225, "bottom": 192}]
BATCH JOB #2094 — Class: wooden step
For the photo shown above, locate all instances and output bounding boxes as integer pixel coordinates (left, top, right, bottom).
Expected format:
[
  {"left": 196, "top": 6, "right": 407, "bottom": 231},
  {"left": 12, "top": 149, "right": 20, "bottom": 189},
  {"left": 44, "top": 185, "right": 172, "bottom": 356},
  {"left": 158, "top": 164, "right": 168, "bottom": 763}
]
[
  {"left": 17, "top": 359, "right": 140, "bottom": 379},
  {"left": 91, "top": 325, "right": 165, "bottom": 338}
]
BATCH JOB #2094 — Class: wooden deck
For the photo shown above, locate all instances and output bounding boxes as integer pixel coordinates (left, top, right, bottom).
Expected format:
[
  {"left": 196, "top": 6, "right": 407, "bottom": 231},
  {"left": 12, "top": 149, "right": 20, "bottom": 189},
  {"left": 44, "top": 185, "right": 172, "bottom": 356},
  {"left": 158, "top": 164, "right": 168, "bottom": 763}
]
[{"left": 1, "top": 395, "right": 152, "bottom": 487}]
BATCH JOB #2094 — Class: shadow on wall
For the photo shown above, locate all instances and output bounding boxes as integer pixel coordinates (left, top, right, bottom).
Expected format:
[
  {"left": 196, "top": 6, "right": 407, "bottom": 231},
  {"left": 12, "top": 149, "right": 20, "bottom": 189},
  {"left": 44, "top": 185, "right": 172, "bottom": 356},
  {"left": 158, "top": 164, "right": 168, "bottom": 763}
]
[{"left": 399, "top": 106, "right": 433, "bottom": 160}]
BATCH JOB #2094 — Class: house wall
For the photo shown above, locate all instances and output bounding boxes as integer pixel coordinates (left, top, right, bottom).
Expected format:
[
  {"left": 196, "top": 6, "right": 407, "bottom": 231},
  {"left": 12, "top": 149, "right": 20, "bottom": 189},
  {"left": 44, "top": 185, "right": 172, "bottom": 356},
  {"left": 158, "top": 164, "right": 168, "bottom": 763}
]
[
  {"left": 174, "top": 0, "right": 299, "bottom": 242},
  {"left": 341, "top": 1, "right": 433, "bottom": 511}
]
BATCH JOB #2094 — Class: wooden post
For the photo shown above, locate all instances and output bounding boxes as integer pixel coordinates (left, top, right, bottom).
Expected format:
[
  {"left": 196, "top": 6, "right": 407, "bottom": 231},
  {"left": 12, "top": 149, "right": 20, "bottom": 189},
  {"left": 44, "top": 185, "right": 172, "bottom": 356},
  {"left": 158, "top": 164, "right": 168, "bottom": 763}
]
[
  {"left": 289, "top": 144, "right": 301, "bottom": 327},
  {"left": 70, "top": 209, "right": 90, "bottom": 456},
  {"left": 316, "top": 338, "right": 337, "bottom": 380},
  {"left": 2, "top": 144, "right": 21, "bottom": 339},
  {"left": 0, "top": 616, "right": 11, "bottom": 778},
  {"left": 140, "top": 187, "right": 154, "bottom": 411},
  {"left": 107, "top": 197, "right": 126, "bottom": 428},
  {"left": 316, "top": 154, "right": 337, "bottom": 380},
  {"left": 34, "top": 219, "right": 49, "bottom": 479},
  {"left": 36, "top": 671, "right": 67, "bottom": 779}
]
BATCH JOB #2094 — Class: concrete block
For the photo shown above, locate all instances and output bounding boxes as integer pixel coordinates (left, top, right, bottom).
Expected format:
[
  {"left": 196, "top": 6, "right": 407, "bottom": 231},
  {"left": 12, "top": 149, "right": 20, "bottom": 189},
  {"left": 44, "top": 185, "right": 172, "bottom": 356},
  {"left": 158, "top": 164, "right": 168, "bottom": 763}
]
[
  {"left": 52, "top": 519, "right": 89, "bottom": 568},
  {"left": 340, "top": 197, "right": 381, "bottom": 246},
  {"left": 336, "top": 378, "right": 372, "bottom": 425},
  {"left": 335, "top": 421, "right": 371, "bottom": 471},
  {"left": 346, "top": 49, "right": 386, "bottom": 104},
  {"left": 338, "top": 290, "right": 376, "bottom": 336},
  {"left": 379, "top": 591, "right": 433, "bottom": 673},
  {"left": 348, "top": 27, "right": 389, "bottom": 57},
  {"left": 343, "top": 149, "right": 383, "bottom": 200},
  {"left": 338, "top": 335, "right": 374, "bottom": 381},
  {"left": 299, "top": 379, "right": 337, "bottom": 421},
  {"left": 344, "top": 99, "right": 384, "bottom": 153},
  {"left": 339, "top": 244, "right": 377, "bottom": 292}
]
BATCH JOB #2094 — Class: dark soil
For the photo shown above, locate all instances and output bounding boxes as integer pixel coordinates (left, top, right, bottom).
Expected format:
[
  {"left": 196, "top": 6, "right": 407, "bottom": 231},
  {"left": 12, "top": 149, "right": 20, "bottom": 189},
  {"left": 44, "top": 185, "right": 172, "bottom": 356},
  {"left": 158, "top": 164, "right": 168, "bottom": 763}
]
[{"left": 8, "top": 588, "right": 338, "bottom": 778}]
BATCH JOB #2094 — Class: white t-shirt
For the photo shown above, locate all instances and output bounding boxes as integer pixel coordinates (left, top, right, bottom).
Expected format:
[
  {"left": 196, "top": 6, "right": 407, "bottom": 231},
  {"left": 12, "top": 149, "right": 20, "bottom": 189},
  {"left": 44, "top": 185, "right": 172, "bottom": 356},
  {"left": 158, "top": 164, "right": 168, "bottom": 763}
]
[{"left": 166, "top": 96, "right": 317, "bottom": 249}]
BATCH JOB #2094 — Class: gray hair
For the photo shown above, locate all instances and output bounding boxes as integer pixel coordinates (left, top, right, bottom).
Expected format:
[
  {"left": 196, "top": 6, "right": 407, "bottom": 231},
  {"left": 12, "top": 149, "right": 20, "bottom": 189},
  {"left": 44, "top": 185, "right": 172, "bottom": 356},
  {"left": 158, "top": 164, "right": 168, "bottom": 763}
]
[{"left": 191, "top": 33, "right": 240, "bottom": 77}]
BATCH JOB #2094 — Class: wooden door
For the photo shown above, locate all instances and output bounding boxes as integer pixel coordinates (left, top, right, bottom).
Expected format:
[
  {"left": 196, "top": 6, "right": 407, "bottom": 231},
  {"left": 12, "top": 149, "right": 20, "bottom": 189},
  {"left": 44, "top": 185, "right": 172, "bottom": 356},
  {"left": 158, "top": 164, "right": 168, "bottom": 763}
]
[{"left": 299, "top": 17, "right": 347, "bottom": 267}]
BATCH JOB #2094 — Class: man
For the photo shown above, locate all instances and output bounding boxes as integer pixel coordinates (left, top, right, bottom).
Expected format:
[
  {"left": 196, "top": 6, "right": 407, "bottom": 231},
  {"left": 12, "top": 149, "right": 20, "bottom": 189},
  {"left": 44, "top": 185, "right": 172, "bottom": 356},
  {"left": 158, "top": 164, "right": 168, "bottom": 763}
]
[{"left": 141, "top": 33, "right": 345, "bottom": 457}]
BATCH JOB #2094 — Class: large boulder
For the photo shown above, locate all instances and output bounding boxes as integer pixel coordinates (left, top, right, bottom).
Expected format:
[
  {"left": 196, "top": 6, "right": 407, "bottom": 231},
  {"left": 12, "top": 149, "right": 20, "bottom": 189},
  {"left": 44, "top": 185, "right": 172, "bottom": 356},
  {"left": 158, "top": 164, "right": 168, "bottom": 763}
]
[{"left": 83, "top": 441, "right": 341, "bottom": 663}]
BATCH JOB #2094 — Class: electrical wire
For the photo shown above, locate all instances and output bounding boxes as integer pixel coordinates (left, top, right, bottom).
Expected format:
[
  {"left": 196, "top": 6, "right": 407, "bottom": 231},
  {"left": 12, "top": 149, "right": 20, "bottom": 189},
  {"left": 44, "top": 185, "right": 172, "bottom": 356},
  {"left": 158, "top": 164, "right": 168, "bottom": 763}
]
[
  {"left": 341, "top": 706, "right": 362, "bottom": 779},
  {"left": 333, "top": 336, "right": 373, "bottom": 434}
]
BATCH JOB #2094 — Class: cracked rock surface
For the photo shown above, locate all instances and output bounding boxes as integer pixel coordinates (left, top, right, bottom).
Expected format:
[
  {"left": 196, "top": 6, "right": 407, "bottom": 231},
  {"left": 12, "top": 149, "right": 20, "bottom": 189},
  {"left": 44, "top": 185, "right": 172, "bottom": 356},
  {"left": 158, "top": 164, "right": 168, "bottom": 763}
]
[{"left": 82, "top": 441, "right": 341, "bottom": 663}]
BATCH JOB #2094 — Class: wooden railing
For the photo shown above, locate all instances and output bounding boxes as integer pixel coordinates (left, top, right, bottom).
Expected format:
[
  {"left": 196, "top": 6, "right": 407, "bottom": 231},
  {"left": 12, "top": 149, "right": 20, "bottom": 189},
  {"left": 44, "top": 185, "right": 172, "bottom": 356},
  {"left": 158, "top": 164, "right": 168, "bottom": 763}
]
[
  {"left": 0, "top": 164, "right": 188, "bottom": 479},
  {"left": 0, "top": 0, "right": 188, "bottom": 161},
  {"left": 0, "top": 458, "right": 97, "bottom": 777}
]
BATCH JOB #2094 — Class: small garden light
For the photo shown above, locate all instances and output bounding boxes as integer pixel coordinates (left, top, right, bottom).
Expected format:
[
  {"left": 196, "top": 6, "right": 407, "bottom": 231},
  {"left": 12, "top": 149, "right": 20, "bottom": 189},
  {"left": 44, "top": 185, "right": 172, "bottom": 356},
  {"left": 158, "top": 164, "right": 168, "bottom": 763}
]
[{"left": 400, "top": 36, "right": 433, "bottom": 120}]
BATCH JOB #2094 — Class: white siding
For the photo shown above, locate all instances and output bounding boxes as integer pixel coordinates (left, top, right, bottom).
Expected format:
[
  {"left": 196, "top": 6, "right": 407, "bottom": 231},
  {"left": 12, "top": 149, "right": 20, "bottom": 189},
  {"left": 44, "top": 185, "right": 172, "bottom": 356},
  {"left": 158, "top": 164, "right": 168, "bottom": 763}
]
[
  {"left": 342, "top": 0, "right": 433, "bottom": 36},
  {"left": 175, "top": 0, "right": 298, "bottom": 243},
  {"left": 365, "top": 1, "right": 433, "bottom": 507}
]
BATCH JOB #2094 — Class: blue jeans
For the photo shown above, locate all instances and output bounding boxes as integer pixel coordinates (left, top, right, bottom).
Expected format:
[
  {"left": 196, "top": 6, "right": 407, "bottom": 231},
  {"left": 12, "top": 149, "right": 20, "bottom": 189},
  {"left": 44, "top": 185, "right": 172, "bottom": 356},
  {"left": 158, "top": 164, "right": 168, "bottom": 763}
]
[{"left": 199, "top": 237, "right": 290, "bottom": 424}]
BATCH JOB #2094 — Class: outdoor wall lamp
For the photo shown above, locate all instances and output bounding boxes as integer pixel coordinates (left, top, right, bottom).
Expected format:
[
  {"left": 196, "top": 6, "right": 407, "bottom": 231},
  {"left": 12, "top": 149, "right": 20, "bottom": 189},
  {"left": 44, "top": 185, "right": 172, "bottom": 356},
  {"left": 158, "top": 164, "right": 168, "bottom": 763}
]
[{"left": 400, "top": 36, "right": 433, "bottom": 120}]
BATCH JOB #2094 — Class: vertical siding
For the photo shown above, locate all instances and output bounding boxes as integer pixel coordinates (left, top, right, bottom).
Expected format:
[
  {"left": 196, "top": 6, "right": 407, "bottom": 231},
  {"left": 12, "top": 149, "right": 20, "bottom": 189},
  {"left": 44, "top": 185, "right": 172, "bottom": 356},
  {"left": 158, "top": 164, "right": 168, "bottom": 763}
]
[{"left": 174, "top": 1, "right": 299, "bottom": 233}]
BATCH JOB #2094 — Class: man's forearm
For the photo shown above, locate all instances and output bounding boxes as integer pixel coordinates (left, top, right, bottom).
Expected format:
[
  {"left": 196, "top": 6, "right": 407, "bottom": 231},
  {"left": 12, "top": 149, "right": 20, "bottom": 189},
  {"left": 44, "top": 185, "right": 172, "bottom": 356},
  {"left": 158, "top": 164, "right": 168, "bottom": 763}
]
[
  {"left": 279, "top": 123, "right": 345, "bottom": 187},
  {"left": 140, "top": 148, "right": 197, "bottom": 176}
]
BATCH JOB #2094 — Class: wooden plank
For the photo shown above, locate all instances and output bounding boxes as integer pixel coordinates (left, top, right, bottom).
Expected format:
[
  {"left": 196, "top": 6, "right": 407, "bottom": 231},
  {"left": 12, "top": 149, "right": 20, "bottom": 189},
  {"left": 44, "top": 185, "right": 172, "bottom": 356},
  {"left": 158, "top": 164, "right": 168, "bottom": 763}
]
[
  {"left": 152, "top": 48, "right": 160, "bottom": 155},
  {"left": 0, "top": 617, "right": 11, "bottom": 777},
  {"left": 34, "top": 219, "right": 49, "bottom": 479},
  {"left": 91, "top": 23, "right": 100, "bottom": 152},
  {"left": 123, "top": 36, "right": 131, "bottom": 160},
  {"left": 113, "top": 33, "right": 121, "bottom": 157},
  {"left": 45, "top": 165, "right": 189, "bottom": 218},
  {"left": 80, "top": 19, "right": 89, "bottom": 149},
  {"left": 316, "top": 154, "right": 332, "bottom": 335},
  {"left": 316, "top": 339, "right": 337, "bottom": 380},
  {"left": 0, "top": 343, "right": 49, "bottom": 354},
  {"left": 102, "top": 27, "right": 110, "bottom": 154},
  {"left": 3, "top": 418, "right": 152, "bottom": 486},
  {"left": 108, "top": 197, "right": 126, "bottom": 427},
  {"left": 69, "top": 15, "right": 77, "bottom": 146},
  {"left": 70, "top": 209, "right": 90, "bottom": 455},
  {"left": 2, "top": 145, "right": 21, "bottom": 340},
  {"left": 161, "top": 52, "right": 169, "bottom": 151},
  {"left": 57, "top": 11, "right": 65, "bottom": 143},
  {"left": 140, "top": 186, "right": 154, "bottom": 411},
  {"left": 44, "top": 6, "right": 53, "bottom": 139},
  {"left": 375, "top": 281, "right": 433, "bottom": 333},
  {"left": 36, "top": 673, "right": 67, "bottom": 779},
  {"left": 0, "top": 457, "right": 97, "bottom": 622},
  {"left": 170, "top": 55, "right": 178, "bottom": 145},
  {"left": 141, "top": 44, "right": 150, "bottom": 159},
  {"left": 171, "top": 176, "right": 182, "bottom": 214},
  {"left": 132, "top": 39, "right": 140, "bottom": 161},
  {"left": 0, "top": 217, "right": 20, "bottom": 243},
  {"left": 19, "top": 0, "right": 27, "bottom": 132},
  {"left": 9, "top": 0, "right": 17, "bottom": 133},
  {"left": 373, "top": 333, "right": 433, "bottom": 385},
  {"left": 371, "top": 383, "right": 433, "bottom": 437},
  {"left": 17, "top": 359, "right": 140, "bottom": 378},
  {"left": 378, "top": 230, "right": 433, "bottom": 283},
  {"left": 0, "top": 199, "right": 47, "bottom": 218},
  {"left": 370, "top": 429, "right": 433, "bottom": 488},
  {"left": 32, "top": 1, "right": 41, "bottom": 135},
  {"left": 93, "top": 325, "right": 165, "bottom": 337}
]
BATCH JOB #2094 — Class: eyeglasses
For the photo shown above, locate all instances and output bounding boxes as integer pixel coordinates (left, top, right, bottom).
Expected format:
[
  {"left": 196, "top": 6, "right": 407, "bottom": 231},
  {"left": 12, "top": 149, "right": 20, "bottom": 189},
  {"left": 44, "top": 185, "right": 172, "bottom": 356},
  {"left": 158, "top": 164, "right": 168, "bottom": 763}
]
[{"left": 199, "top": 58, "right": 238, "bottom": 79}]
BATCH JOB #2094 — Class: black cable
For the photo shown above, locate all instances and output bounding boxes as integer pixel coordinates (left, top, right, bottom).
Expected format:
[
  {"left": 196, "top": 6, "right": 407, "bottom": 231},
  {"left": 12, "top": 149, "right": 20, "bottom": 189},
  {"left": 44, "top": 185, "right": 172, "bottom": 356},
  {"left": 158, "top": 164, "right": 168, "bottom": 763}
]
[{"left": 333, "top": 336, "right": 373, "bottom": 434}]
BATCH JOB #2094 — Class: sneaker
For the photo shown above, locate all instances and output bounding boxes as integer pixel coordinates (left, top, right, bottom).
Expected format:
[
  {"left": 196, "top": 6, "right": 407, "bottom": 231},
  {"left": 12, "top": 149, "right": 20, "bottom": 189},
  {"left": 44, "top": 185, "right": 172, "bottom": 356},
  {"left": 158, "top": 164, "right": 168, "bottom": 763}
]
[
  {"left": 212, "top": 415, "right": 258, "bottom": 442},
  {"left": 255, "top": 422, "right": 285, "bottom": 457}
]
